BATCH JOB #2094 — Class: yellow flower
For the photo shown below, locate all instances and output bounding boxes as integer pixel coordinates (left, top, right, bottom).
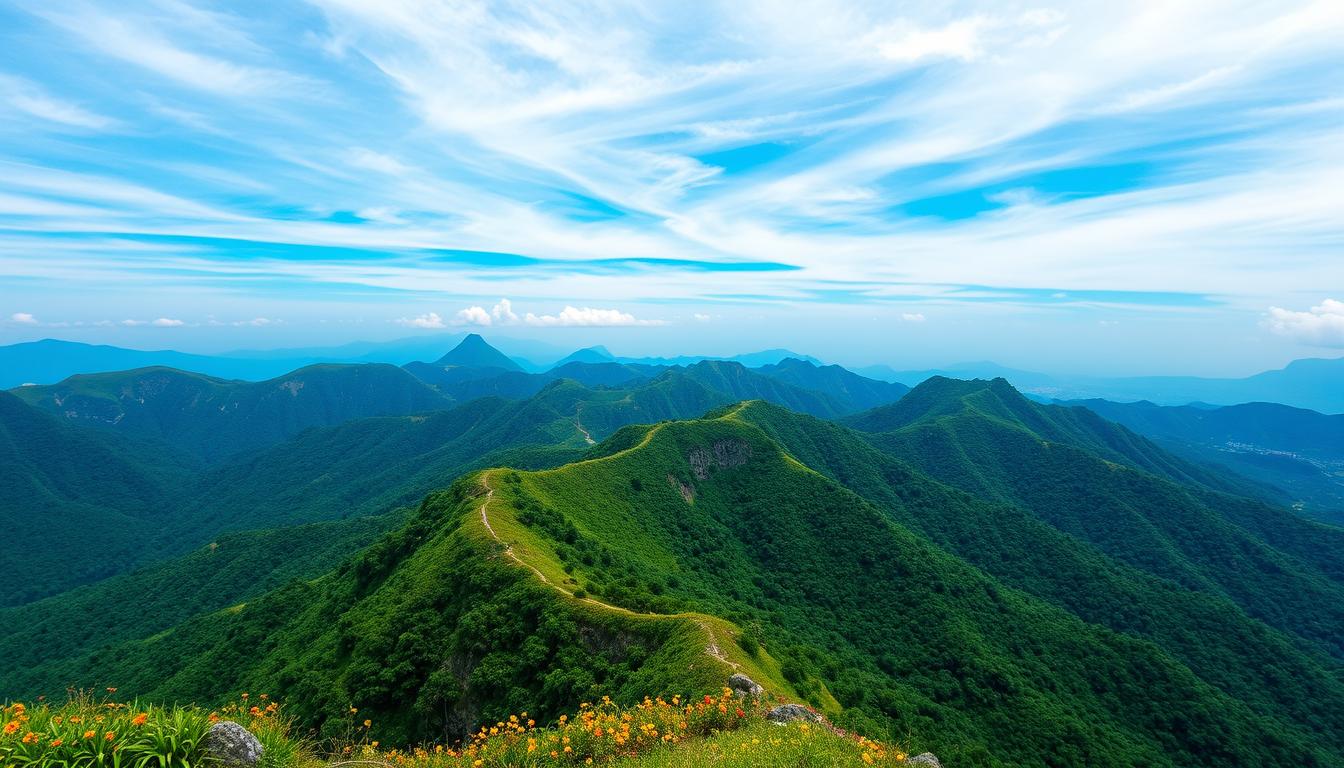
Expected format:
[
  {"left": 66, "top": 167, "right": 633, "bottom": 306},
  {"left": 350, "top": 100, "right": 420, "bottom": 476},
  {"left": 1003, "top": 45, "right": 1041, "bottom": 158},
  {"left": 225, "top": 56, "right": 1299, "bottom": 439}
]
[
  {"left": 363, "top": 720, "right": 372, "bottom": 728},
  {"left": 84, "top": 730, "right": 96, "bottom": 739},
  {"left": 3, "top": 721, "right": 20, "bottom": 735}
]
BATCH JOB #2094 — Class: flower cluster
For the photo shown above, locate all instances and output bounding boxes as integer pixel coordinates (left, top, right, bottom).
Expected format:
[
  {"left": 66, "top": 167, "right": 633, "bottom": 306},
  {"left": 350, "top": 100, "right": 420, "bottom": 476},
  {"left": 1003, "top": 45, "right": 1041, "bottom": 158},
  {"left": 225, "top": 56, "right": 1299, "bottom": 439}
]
[
  {"left": 0, "top": 692, "right": 211, "bottom": 768},
  {"left": 347, "top": 689, "right": 909, "bottom": 766}
]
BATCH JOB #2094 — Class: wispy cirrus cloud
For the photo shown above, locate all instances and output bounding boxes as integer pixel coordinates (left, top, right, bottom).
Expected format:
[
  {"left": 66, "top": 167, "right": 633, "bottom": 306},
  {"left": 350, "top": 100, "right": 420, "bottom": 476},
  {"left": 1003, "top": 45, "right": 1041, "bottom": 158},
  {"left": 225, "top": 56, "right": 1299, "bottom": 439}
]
[{"left": 0, "top": 1, "right": 1341, "bottom": 370}]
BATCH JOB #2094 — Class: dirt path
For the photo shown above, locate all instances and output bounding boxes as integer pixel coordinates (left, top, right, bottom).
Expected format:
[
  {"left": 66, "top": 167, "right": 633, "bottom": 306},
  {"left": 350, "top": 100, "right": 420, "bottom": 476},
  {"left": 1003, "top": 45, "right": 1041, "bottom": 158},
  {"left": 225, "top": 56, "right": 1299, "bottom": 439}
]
[{"left": 477, "top": 471, "right": 738, "bottom": 670}]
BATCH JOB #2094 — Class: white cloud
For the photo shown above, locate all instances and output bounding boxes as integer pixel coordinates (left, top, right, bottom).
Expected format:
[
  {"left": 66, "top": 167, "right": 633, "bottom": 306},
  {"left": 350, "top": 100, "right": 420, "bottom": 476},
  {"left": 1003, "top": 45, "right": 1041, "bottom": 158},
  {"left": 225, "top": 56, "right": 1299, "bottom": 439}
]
[
  {"left": 232, "top": 317, "right": 275, "bottom": 326},
  {"left": 693, "top": 313, "right": 712, "bottom": 323},
  {"left": 1264, "top": 299, "right": 1344, "bottom": 347},
  {"left": 874, "top": 16, "right": 991, "bottom": 63},
  {"left": 151, "top": 317, "right": 184, "bottom": 327},
  {"left": 398, "top": 312, "right": 447, "bottom": 329},
  {"left": 524, "top": 306, "right": 663, "bottom": 327},
  {"left": 0, "top": 75, "right": 116, "bottom": 129},
  {"left": 901, "top": 312, "right": 927, "bottom": 323},
  {"left": 11, "top": 312, "right": 38, "bottom": 324},
  {"left": 454, "top": 306, "right": 493, "bottom": 326},
  {"left": 491, "top": 298, "right": 519, "bottom": 324}
]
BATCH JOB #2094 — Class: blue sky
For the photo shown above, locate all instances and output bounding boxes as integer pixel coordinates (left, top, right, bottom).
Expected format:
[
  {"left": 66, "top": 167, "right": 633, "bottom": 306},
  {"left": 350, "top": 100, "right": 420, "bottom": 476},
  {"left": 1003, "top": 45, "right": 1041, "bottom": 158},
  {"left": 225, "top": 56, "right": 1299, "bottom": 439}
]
[{"left": 1, "top": 1, "right": 1342, "bottom": 375}]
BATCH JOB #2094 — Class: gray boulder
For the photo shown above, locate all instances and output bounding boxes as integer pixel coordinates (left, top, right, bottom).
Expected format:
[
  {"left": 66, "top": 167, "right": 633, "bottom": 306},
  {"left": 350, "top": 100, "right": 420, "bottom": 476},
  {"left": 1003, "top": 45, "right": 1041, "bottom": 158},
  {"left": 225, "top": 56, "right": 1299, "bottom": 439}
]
[
  {"left": 766, "top": 703, "right": 822, "bottom": 723},
  {"left": 203, "top": 721, "right": 264, "bottom": 768},
  {"left": 907, "top": 753, "right": 941, "bottom": 767},
  {"left": 727, "top": 673, "right": 764, "bottom": 698}
]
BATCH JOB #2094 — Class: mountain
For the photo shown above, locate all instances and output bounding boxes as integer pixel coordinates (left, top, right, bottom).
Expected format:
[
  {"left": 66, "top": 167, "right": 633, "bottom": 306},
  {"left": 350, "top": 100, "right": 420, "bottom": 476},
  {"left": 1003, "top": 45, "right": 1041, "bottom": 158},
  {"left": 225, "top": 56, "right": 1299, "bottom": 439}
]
[
  {"left": 554, "top": 345, "right": 616, "bottom": 366},
  {"left": 675, "top": 360, "right": 851, "bottom": 417},
  {"left": 9, "top": 409, "right": 1342, "bottom": 765},
  {"left": 0, "top": 391, "right": 197, "bottom": 604},
  {"left": 1064, "top": 398, "right": 1344, "bottom": 522},
  {"left": 753, "top": 358, "right": 909, "bottom": 412},
  {"left": 432, "top": 333, "right": 525, "bottom": 371},
  {"left": 861, "top": 356, "right": 1344, "bottom": 413},
  {"left": 9, "top": 363, "right": 450, "bottom": 461},
  {"left": 736, "top": 399, "right": 1344, "bottom": 755},
  {"left": 1066, "top": 398, "right": 1344, "bottom": 462},
  {"left": 607, "top": 348, "right": 821, "bottom": 368},
  {"left": 0, "top": 339, "right": 320, "bottom": 388},
  {"left": 842, "top": 377, "right": 1344, "bottom": 661}
]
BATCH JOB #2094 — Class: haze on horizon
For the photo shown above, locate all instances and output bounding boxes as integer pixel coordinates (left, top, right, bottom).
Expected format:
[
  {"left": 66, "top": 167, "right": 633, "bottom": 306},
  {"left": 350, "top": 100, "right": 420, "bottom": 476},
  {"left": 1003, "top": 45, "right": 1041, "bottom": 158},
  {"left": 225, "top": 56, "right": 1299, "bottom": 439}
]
[{"left": 1, "top": 1, "right": 1342, "bottom": 377}]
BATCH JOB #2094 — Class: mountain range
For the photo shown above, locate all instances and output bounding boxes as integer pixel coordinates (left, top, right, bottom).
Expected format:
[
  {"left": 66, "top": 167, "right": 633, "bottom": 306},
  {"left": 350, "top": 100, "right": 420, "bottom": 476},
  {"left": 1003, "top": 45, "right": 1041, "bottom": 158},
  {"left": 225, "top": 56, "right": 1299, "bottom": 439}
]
[
  {"left": 7, "top": 336, "right": 1342, "bottom": 413},
  {"left": 4, "top": 334, "right": 1344, "bottom": 765}
]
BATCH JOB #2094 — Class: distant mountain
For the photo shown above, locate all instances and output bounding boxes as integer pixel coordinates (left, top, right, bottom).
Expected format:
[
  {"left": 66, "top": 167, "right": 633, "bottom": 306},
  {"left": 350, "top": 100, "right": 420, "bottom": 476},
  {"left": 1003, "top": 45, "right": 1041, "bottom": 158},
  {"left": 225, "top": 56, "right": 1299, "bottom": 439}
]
[
  {"left": 1064, "top": 398, "right": 1344, "bottom": 522},
  {"left": 10, "top": 364, "right": 450, "bottom": 461},
  {"left": 0, "top": 339, "right": 318, "bottom": 388},
  {"left": 0, "top": 391, "right": 196, "bottom": 604},
  {"left": 432, "top": 333, "right": 525, "bottom": 371},
  {"left": 754, "top": 357, "right": 909, "bottom": 412},
  {"left": 608, "top": 348, "right": 821, "bottom": 368},
  {"left": 860, "top": 357, "right": 1344, "bottom": 414},
  {"left": 856, "top": 361, "right": 1059, "bottom": 391},
  {"left": 553, "top": 345, "right": 615, "bottom": 366}
]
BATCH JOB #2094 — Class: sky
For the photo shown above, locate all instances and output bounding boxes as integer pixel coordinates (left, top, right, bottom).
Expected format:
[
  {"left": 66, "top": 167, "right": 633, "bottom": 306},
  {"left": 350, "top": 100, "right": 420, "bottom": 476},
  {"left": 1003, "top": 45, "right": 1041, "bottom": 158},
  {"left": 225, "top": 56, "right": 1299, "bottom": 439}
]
[{"left": 1, "top": 0, "right": 1342, "bottom": 376}]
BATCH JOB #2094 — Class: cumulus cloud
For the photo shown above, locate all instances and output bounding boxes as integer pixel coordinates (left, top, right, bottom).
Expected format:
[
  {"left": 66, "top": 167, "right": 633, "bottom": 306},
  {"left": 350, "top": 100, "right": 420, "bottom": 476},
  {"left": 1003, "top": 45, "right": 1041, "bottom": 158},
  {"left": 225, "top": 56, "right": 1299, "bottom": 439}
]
[
  {"left": 1264, "top": 299, "right": 1344, "bottom": 346},
  {"left": 151, "top": 317, "right": 184, "bottom": 327},
  {"left": 492, "top": 298, "right": 519, "bottom": 324},
  {"left": 454, "top": 306, "right": 493, "bottom": 326},
  {"left": 397, "top": 312, "right": 446, "bottom": 329},
  {"left": 901, "top": 312, "right": 927, "bottom": 323},
  {"left": 11, "top": 312, "right": 37, "bottom": 324},
  {"left": 524, "top": 306, "right": 663, "bottom": 327},
  {"left": 448, "top": 299, "right": 662, "bottom": 327}
]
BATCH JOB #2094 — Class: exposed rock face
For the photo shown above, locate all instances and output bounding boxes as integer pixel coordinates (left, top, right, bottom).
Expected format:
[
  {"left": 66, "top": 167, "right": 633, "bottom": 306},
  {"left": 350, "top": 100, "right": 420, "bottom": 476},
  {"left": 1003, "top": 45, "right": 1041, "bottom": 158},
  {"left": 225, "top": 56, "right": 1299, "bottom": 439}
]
[
  {"left": 766, "top": 703, "right": 823, "bottom": 723},
  {"left": 203, "top": 721, "right": 264, "bottom": 768},
  {"left": 907, "top": 753, "right": 942, "bottom": 767},
  {"left": 727, "top": 673, "right": 764, "bottom": 697},
  {"left": 688, "top": 439, "right": 752, "bottom": 480}
]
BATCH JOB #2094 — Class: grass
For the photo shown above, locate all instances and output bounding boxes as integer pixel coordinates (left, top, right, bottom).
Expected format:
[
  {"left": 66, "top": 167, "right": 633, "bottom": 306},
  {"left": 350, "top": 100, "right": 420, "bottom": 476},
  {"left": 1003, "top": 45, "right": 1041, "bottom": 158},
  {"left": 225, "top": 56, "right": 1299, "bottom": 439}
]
[{"left": 3, "top": 693, "right": 912, "bottom": 768}]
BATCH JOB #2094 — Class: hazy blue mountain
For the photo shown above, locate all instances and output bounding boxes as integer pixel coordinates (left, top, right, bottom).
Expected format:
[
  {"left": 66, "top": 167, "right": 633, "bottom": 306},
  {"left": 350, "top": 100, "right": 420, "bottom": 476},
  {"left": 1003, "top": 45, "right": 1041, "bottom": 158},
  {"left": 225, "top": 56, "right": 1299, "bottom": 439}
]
[
  {"left": 10, "top": 363, "right": 450, "bottom": 461},
  {"left": 0, "top": 339, "right": 319, "bottom": 388},
  {"left": 432, "top": 333, "right": 525, "bottom": 371},
  {"left": 609, "top": 348, "right": 821, "bottom": 368},
  {"left": 859, "top": 356, "right": 1344, "bottom": 414},
  {"left": 553, "top": 345, "right": 616, "bottom": 365},
  {"left": 1065, "top": 398, "right": 1344, "bottom": 523}
]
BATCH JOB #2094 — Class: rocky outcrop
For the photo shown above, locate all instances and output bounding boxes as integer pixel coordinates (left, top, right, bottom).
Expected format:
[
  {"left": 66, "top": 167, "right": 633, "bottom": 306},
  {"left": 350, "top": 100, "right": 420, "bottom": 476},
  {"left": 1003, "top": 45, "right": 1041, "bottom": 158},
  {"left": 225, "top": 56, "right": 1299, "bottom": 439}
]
[
  {"left": 727, "top": 673, "right": 764, "bottom": 698},
  {"left": 766, "top": 703, "right": 823, "bottom": 723},
  {"left": 203, "top": 722, "right": 263, "bottom": 768},
  {"left": 907, "top": 753, "right": 941, "bottom": 767},
  {"left": 688, "top": 439, "right": 751, "bottom": 480}
]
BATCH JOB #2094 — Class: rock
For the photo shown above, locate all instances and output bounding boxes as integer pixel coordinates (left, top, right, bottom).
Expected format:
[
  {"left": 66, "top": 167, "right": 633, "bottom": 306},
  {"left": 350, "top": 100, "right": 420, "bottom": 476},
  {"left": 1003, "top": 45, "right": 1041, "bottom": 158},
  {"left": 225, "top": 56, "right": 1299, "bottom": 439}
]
[
  {"left": 766, "top": 703, "right": 822, "bottom": 723},
  {"left": 203, "top": 721, "right": 264, "bottom": 768},
  {"left": 907, "top": 753, "right": 941, "bottom": 767},
  {"left": 728, "top": 673, "right": 764, "bottom": 697}
]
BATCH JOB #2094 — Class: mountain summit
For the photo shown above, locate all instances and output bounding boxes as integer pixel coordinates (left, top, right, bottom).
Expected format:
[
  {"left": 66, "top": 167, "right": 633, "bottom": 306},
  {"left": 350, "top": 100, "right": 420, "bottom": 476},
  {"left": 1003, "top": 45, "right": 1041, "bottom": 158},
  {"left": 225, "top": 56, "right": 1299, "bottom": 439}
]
[{"left": 433, "top": 333, "right": 524, "bottom": 371}]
